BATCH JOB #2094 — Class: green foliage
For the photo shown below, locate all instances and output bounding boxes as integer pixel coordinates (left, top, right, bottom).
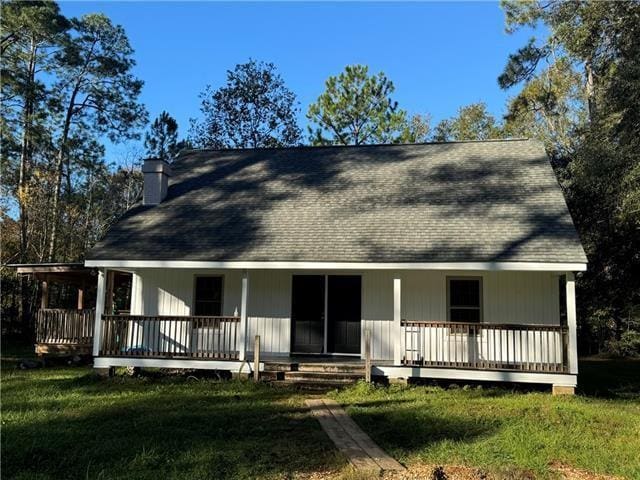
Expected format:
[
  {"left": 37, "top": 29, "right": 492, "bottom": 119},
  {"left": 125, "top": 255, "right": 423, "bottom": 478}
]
[
  {"left": 52, "top": 13, "right": 147, "bottom": 143},
  {"left": 144, "top": 111, "right": 180, "bottom": 161},
  {"left": 503, "top": 58, "right": 585, "bottom": 157},
  {"left": 606, "top": 331, "right": 640, "bottom": 358},
  {"left": 432, "top": 102, "right": 502, "bottom": 142},
  {"left": 400, "top": 113, "right": 432, "bottom": 144},
  {"left": 189, "top": 59, "right": 302, "bottom": 149},
  {"left": 307, "top": 64, "right": 408, "bottom": 145},
  {"left": 499, "top": 0, "right": 640, "bottom": 353}
]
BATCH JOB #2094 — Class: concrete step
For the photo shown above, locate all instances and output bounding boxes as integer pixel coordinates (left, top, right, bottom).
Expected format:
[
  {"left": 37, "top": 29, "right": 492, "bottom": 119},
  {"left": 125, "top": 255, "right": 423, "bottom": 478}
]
[
  {"left": 284, "top": 371, "right": 363, "bottom": 382},
  {"left": 296, "top": 363, "right": 365, "bottom": 374},
  {"left": 274, "top": 380, "right": 357, "bottom": 391},
  {"left": 263, "top": 362, "right": 296, "bottom": 372}
]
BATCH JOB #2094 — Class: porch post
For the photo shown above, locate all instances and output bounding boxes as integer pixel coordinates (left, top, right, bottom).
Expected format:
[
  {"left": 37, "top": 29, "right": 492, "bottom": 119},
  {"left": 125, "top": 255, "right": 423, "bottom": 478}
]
[
  {"left": 238, "top": 269, "right": 249, "bottom": 362},
  {"left": 393, "top": 277, "right": 402, "bottom": 365},
  {"left": 565, "top": 272, "right": 578, "bottom": 375},
  {"left": 93, "top": 268, "right": 106, "bottom": 357}
]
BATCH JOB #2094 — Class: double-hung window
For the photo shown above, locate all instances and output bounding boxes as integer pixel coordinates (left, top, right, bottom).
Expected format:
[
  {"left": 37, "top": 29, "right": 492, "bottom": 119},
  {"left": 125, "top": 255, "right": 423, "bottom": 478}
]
[
  {"left": 194, "top": 276, "right": 223, "bottom": 316},
  {"left": 447, "top": 277, "right": 483, "bottom": 323}
]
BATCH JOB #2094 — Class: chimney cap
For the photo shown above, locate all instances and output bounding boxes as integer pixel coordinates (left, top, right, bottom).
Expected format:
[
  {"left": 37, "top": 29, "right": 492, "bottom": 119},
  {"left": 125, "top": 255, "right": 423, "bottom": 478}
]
[{"left": 142, "top": 157, "right": 172, "bottom": 175}]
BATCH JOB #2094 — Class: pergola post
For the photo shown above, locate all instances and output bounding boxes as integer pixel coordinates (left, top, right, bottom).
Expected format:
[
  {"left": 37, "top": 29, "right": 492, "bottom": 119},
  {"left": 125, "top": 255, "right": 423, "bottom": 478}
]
[
  {"left": 93, "top": 268, "right": 107, "bottom": 357},
  {"left": 40, "top": 275, "right": 49, "bottom": 310},
  {"left": 565, "top": 272, "right": 578, "bottom": 375},
  {"left": 77, "top": 281, "right": 85, "bottom": 310},
  {"left": 238, "top": 269, "right": 249, "bottom": 362},
  {"left": 393, "top": 277, "right": 402, "bottom": 365}
]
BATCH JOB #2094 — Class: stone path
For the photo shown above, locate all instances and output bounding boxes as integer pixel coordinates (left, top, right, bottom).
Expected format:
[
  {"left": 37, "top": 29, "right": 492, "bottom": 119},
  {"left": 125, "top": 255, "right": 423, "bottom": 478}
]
[{"left": 305, "top": 398, "right": 406, "bottom": 475}]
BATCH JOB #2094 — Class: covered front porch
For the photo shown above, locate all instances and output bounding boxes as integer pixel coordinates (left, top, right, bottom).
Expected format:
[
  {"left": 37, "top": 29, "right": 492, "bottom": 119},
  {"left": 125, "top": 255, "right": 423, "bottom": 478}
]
[{"left": 89, "top": 263, "right": 580, "bottom": 390}]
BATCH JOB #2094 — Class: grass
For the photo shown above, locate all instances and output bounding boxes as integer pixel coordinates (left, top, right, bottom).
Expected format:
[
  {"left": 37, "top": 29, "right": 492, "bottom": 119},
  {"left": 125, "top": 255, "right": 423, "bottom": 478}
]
[
  {"left": 332, "top": 369, "right": 640, "bottom": 479},
  {"left": 1, "top": 344, "right": 343, "bottom": 480},
  {"left": 2, "top": 340, "right": 639, "bottom": 480}
]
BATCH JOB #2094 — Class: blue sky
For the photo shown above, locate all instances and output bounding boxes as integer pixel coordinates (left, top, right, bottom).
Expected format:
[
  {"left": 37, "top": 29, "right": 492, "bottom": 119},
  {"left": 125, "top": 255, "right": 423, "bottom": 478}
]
[{"left": 59, "top": 1, "right": 537, "bottom": 164}]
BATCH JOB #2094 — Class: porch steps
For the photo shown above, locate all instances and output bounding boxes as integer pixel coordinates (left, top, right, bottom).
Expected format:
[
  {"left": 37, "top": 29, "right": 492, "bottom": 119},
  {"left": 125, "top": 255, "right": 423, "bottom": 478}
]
[{"left": 263, "top": 361, "right": 365, "bottom": 390}]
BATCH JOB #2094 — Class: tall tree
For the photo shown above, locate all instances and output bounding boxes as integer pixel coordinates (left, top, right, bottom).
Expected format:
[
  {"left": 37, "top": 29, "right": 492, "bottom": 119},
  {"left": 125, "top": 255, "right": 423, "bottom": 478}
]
[
  {"left": 500, "top": 0, "right": 640, "bottom": 354},
  {"left": 307, "top": 65, "right": 408, "bottom": 146},
  {"left": 433, "top": 102, "right": 502, "bottom": 142},
  {"left": 47, "top": 13, "right": 147, "bottom": 261},
  {"left": 189, "top": 59, "right": 301, "bottom": 149},
  {"left": 0, "top": 0, "right": 69, "bottom": 263},
  {"left": 145, "top": 111, "right": 179, "bottom": 161},
  {"left": 400, "top": 114, "right": 432, "bottom": 144}
]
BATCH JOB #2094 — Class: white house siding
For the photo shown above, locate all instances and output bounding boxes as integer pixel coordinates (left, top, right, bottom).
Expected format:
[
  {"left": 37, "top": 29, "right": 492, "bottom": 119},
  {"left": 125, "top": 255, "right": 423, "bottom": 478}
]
[
  {"left": 124, "top": 268, "right": 561, "bottom": 363},
  {"left": 245, "top": 270, "right": 291, "bottom": 356},
  {"left": 125, "top": 268, "right": 242, "bottom": 355}
]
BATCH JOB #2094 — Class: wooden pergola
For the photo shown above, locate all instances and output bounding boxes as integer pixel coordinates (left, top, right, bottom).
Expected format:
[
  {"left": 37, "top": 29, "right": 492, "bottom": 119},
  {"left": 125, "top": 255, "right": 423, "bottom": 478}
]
[
  {"left": 11, "top": 263, "right": 98, "bottom": 356},
  {"left": 14, "top": 262, "right": 97, "bottom": 311}
]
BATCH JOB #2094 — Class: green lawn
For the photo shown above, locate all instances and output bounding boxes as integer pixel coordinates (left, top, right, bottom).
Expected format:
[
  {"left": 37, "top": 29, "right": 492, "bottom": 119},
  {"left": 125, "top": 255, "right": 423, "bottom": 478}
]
[
  {"left": 2, "top": 342, "right": 639, "bottom": 480},
  {"left": 1, "top": 351, "right": 343, "bottom": 479},
  {"left": 332, "top": 368, "right": 640, "bottom": 479}
]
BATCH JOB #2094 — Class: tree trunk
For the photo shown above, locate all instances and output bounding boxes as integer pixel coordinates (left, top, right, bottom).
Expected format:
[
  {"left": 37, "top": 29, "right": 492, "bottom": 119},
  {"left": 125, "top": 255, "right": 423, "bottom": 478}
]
[
  {"left": 19, "top": 38, "right": 38, "bottom": 264},
  {"left": 18, "top": 38, "right": 38, "bottom": 331},
  {"left": 585, "top": 59, "right": 597, "bottom": 122},
  {"left": 47, "top": 86, "right": 78, "bottom": 262}
]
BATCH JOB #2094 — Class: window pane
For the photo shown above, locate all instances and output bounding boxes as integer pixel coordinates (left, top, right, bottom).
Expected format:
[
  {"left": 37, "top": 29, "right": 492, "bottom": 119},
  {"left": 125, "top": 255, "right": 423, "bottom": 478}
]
[
  {"left": 449, "top": 279, "right": 480, "bottom": 307},
  {"left": 450, "top": 308, "right": 480, "bottom": 323},
  {"left": 195, "top": 277, "right": 222, "bottom": 316},
  {"left": 195, "top": 301, "right": 221, "bottom": 316}
]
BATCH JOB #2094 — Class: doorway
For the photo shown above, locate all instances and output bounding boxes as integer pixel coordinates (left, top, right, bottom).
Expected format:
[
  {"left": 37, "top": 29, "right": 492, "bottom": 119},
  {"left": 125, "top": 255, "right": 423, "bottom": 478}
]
[{"left": 291, "top": 275, "right": 361, "bottom": 355}]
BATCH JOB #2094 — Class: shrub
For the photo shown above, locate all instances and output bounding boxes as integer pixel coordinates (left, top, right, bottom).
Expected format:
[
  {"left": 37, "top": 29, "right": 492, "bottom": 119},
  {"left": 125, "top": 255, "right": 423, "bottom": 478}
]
[{"left": 605, "top": 330, "right": 640, "bottom": 358}]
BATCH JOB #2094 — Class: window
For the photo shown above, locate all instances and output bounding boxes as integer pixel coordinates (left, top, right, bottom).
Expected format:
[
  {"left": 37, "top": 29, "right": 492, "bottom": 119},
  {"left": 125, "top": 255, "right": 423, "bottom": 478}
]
[
  {"left": 447, "top": 277, "right": 482, "bottom": 323},
  {"left": 194, "top": 276, "right": 223, "bottom": 316}
]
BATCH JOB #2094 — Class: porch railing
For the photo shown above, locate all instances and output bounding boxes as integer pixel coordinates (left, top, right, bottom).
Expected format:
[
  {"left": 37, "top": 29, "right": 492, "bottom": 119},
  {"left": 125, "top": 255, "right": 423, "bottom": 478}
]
[
  {"left": 99, "top": 315, "right": 241, "bottom": 360},
  {"left": 35, "top": 308, "right": 95, "bottom": 345},
  {"left": 402, "top": 320, "right": 568, "bottom": 373}
]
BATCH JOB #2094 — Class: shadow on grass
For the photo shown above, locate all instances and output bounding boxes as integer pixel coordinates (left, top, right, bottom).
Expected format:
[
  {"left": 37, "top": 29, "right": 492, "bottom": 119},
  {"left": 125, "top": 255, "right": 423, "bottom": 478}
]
[
  {"left": 2, "top": 371, "right": 343, "bottom": 480},
  {"left": 578, "top": 357, "right": 640, "bottom": 399},
  {"left": 348, "top": 407, "right": 498, "bottom": 458}
]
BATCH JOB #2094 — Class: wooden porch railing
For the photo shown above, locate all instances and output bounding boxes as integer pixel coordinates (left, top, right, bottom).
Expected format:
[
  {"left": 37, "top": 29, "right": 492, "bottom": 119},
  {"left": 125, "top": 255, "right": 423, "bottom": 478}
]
[
  {"left": 35, "top": 309, "right": 95, "bottom": 345},
  {"left": 99, "top": 315, "right": 241, "bottom": 360},
  {"left": 402, "top": 320, "right": 569, "bottom": 373}
]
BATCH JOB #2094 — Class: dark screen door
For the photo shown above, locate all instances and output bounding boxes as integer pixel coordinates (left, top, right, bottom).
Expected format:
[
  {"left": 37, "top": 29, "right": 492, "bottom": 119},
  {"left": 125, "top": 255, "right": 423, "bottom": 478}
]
[
  {"left": 328, "top": 275, "right": 361, "bottom": 354},
  {"left": 291, "top": 275, "right": 325, "bottom": 353}
]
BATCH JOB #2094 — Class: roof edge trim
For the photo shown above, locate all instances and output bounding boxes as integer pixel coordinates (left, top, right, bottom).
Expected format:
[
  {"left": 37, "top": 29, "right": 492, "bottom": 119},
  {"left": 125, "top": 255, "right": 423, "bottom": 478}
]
[{"left": 84, "top": 260, "right": 587, "bottom": 272}]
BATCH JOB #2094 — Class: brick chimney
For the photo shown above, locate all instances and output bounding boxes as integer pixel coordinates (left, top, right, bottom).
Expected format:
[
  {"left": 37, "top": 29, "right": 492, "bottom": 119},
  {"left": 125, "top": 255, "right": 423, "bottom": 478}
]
[{"left": 142, "top": 158, "right": 172, "bottom": 205}]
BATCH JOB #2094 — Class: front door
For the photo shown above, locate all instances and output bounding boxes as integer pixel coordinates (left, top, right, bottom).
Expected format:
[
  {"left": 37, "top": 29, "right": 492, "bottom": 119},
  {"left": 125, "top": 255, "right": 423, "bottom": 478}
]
[
  {"left": 291, "top": 275, "right": 325, "bottom": 353},
  {"left": 328, "top": 275, "right": 362, "bottom": 354}
]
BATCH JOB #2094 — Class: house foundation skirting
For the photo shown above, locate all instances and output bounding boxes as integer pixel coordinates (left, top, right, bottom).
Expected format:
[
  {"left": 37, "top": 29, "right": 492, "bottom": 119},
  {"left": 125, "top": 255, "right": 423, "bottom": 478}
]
[
  {"left": 94, "top": 357, "right": 262, "bottom": 373},
  {"left": 372, "top": 365, "right": 577, "bottom": 387}
]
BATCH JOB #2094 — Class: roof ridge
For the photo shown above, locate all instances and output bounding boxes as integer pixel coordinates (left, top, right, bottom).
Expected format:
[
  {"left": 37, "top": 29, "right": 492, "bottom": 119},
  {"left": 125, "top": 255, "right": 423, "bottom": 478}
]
[{"left": 177, "top": 137, "right": 533, "bottom": 156}]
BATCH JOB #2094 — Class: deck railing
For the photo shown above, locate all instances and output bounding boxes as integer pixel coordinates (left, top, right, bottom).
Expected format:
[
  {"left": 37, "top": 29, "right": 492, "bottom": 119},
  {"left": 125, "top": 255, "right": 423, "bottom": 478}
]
[
  {"left": 99, "top": 315, "right": 241, "bottom": 360},
  {"left": 402, "top": 320, "right": 568, "bottom": 373},
  {"left": 35, "top": 309, "right": 95, "bottom": 345}
]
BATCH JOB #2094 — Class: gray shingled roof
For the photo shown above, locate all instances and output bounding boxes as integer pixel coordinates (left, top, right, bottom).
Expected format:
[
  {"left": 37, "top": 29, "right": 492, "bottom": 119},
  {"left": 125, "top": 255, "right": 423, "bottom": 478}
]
[{"left": 87, "top": 139, "right": 587, "bottom": 264}]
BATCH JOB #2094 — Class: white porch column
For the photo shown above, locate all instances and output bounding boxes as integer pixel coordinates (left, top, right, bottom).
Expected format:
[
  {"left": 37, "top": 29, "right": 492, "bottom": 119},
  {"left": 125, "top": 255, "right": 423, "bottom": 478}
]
[
  {"left": 393, "top": 277, "right": 402, "bottom": 365},
  {"left": 92, "top": 268, "right": 106, "bottom": 357},
  {"left": 238, "top": 269, "right": 249, "bottom": 361},
  {"left": 566, "top": 272, "right": 578, "bottom": 374}
]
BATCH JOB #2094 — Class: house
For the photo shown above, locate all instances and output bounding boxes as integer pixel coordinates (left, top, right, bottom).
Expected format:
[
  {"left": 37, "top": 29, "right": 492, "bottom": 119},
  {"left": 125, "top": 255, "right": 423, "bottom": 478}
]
[{"left": 85, "top": 139, "right": 587, "bottom": 393}]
